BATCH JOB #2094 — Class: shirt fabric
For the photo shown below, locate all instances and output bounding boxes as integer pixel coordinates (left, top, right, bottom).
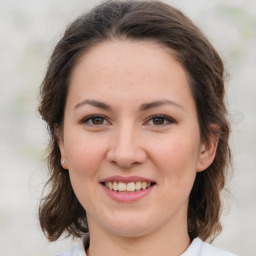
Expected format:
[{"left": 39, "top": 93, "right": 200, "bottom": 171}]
[{"left": 57, "top": 235, "right": 237, "bottom": 256}]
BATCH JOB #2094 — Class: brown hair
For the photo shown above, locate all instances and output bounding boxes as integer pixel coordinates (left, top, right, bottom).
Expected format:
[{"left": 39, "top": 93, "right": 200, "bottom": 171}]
[{"left": 38, "top": 0, "right": 231, "bottom": 242}]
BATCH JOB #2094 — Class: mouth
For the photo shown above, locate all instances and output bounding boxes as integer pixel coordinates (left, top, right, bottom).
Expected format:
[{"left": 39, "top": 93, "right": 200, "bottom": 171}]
[
  {"left": 101, "top": 181, "right": 156, "bottom": 193},
  {"left": 100, "top": 176, "right": 156, "bottom": 202}
]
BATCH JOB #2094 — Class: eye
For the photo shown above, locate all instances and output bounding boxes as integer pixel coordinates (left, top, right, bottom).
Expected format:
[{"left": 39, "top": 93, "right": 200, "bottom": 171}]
[
  {"left": 146, "top": 115, "right": 175, "bottom": 126},
  {"left": 82, "top": 115, "right": 110, "bottom": 126}
]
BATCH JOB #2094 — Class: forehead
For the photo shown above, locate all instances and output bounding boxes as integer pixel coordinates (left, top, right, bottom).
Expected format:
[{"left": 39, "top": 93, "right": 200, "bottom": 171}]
[
  {"left": 68, "top": 40, "right": 194, "bottom": 110},
  {"left": 74, "top": 40, "right": 180, "bottom": 73}
]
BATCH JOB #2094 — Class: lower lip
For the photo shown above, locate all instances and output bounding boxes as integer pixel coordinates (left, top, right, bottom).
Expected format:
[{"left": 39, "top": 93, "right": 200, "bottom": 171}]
[{"left": 101, "top": 184, "right": 155, "bottom": 202}]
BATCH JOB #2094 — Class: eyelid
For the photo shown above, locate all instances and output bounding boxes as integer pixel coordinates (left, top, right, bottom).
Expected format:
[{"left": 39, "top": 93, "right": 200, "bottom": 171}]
[
  {"left": 80, "top": 114, "right": 175, "bottom": 127},
  {"left": 144, "top": 114, "right": 176, "bottom": 126},
  {"left": 81, "top": 114, "right": 111, "bottom": 126}
]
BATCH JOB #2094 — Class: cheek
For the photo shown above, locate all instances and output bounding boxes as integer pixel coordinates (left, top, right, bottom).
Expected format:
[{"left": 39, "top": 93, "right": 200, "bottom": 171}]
[
  {"left": 159, "top": 139, "right": 199, "bottom": 203},
  {"left": 64, "top": 132, "right": 107, "bottom": 177},
  {"left": 156, "top": 138, "right": 199, "bottom": 169},
  {"left": 150, "top": 131, "right": 200, "bottom": 186},
  {"left": 64, "top": 134, "right": 107, "bottom": 207}
]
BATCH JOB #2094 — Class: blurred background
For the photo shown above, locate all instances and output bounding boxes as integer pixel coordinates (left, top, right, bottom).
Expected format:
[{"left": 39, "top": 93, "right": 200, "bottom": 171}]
[{"left": 0, "top": 0, "right": 255, "bottom": 255}]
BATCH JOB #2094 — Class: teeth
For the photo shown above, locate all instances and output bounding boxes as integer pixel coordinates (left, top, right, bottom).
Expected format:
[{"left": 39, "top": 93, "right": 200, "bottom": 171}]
[
  {"left": 105, "top": 181, "right": 152, "bottom": 192},
  {"left": 118, "top": 182, "right": 126, "bottom": 192},
  {"left": 135, "top": 181, "right": 142, "bottom": 191},
  {"left": 113, "top": 181, "right": 118, "bottom": 191},
  {"left": 142, "top": 182, "right": 147, "bottom": 189},
  {"left": 108, "top": 181, "right": 113, "bottom": 190},
  {"left": 127, "top": 182, "right": 136, "bottom": 192}
]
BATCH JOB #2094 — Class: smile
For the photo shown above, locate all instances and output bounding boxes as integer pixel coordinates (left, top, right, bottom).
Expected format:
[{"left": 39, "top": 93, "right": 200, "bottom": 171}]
[{"left": 103, "top": 181, "right": 154, "bottom": 192}]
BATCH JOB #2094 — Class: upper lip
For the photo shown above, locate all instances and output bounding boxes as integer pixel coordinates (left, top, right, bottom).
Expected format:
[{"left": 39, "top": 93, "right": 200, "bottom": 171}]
[{"left": 101, "top": 175, "right": 155, "bottom": 183}]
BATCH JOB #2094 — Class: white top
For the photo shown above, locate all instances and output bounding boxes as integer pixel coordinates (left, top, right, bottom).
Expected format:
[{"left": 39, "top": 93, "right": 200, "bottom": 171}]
[{"left": 57, "top": 236, "right": 237, "bottom": 256}]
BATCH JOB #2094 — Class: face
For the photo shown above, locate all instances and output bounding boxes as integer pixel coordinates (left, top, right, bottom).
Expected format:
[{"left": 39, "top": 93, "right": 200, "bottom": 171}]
[{"left": 58, "top": 40, "right": 216, "bottom": 238}]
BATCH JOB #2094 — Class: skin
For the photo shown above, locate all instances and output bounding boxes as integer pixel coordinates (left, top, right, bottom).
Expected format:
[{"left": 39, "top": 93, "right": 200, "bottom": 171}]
[{"left": 58, "top": 40, "right": 218, "bottom": 256}]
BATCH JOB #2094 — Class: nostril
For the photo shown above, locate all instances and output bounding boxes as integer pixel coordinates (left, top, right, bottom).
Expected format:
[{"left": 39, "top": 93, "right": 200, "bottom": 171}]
[
  {"left": 106, "top": 138, "right": 147, "bottom": 168},
  {"left": 107, "top": 152, "right": 147, "bottom": 169}
]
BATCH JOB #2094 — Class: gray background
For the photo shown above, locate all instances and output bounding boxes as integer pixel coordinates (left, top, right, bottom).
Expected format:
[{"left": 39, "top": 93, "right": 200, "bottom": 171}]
[{"left": 0, "top": 0, "right": 255, "bottom": 255}]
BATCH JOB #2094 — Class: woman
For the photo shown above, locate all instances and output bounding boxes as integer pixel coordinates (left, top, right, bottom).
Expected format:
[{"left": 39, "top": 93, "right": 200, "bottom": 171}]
[{"left": 38, "top": 1, "right": 237, "bottom": 255}]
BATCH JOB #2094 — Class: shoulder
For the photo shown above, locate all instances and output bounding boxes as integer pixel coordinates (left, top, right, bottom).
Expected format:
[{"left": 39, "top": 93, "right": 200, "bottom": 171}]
[
  {"left": 182, "top": 237, "right": 238, "bottom": 256},
  {"left": 201, "top": 240, "right": 238, "bottom": 256},
  {"left": 56, "top": 236, "right": 238, "bottom": 256},
  {"left": 56, "top": 236, "right": 87, "bottom": 256}
]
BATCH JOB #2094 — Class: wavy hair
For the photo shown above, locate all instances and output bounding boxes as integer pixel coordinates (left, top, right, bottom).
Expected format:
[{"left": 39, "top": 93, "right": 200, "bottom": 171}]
[{"left": 38, "top": 0, "right": 231, "bottom": 242}]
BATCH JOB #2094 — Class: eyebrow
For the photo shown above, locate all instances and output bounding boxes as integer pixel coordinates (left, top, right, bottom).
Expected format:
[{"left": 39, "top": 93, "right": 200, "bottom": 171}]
[
  {"left": 74, "top": 99, "right": 183, "bottom": 111},
  {"left": 139, "top": 99, "right": 183, "bottom": 111},
  {"left": 74, "top": 99, "right": 112, "bottom": 111}
]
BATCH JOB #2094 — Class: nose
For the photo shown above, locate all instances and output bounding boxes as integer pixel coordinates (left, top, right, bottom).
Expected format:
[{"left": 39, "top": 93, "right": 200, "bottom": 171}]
[{"left": 106, "top": 124, "right": 147, "bottom": 169}]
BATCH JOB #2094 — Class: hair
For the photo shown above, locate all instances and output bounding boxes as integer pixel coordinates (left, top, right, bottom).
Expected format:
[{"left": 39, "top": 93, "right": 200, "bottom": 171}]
[{"left": 38, "top": 0, "right": 231, "bottom": 242}]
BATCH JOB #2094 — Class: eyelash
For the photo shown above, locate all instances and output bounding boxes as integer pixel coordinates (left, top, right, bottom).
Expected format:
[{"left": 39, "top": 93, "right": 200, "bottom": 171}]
[
  {"left": 145, "top": 114, "right": 176, "bottom": 126},
  {"left": 82, "top": 115, "right": 110, "bottom": 126},
  {"left": 81, "top": 114, "right": 176, "bottom": 127}
]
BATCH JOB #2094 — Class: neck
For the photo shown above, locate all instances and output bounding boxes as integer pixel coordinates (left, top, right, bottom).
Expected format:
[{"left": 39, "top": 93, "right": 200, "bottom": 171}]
[{"left": 86, "top": 220, "right": 191, "bottom": 256}]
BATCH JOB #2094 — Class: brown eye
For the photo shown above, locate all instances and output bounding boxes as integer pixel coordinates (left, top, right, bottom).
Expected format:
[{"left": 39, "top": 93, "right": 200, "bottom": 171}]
[
  {"left": 146, "top": 115, "right": 175, "bottom": 126},
  {"left": 152, "top": 116, "right": 165, "bottom": 125},
  {"left": 91, "top": 116, "right": 105, "bottom": 125},
  {"left": 82, "top": 115, "right": 109, "bottom": 126}
]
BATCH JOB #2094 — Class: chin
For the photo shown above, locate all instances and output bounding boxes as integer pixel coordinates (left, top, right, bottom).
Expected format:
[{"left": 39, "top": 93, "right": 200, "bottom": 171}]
[
  {"left": 108, "top": 224, "right": 153, "bottom": 238},
  {"left": 101, "top": 214, "right": 155, "bottom": 238}
]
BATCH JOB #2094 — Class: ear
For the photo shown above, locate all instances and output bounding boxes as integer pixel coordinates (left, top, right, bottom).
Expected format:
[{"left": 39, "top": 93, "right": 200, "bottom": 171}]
[
  {"left": 197, "top": 126, "right": 219, "bottom": 172},
  {"left": 55, "top": 126, "right": 68, "bottom": 169}
]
